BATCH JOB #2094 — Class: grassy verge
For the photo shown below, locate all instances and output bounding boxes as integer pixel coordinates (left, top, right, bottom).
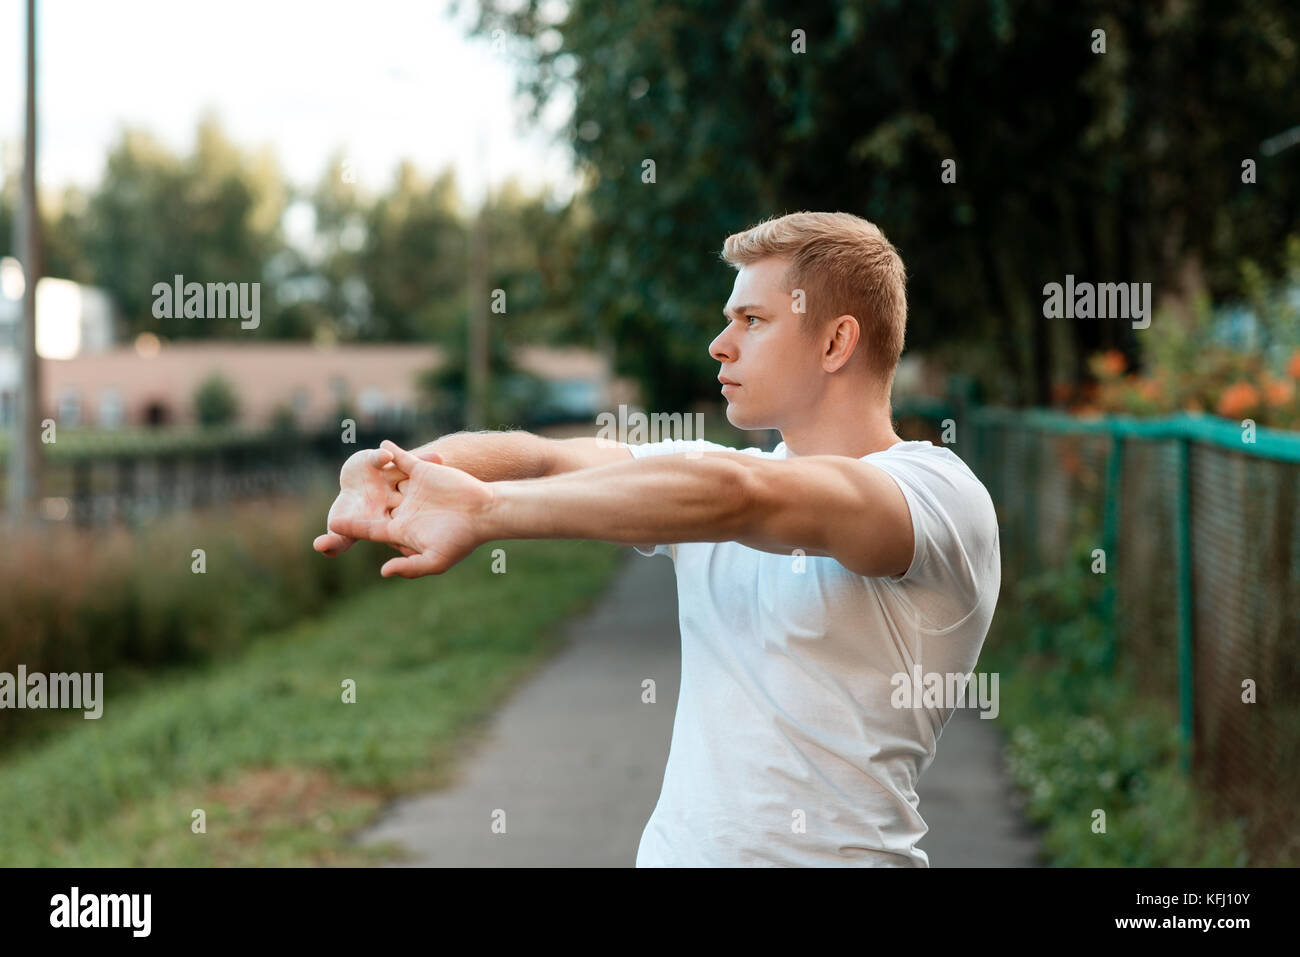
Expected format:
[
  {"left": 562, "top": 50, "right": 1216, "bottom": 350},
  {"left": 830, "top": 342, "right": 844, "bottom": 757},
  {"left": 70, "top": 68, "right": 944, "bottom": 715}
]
[
  {"left": 0, "top": 539, "right": 624, "bottom": 866},
  {"left": 980, "top": 543, "right": 1251, "bottom": 867}
]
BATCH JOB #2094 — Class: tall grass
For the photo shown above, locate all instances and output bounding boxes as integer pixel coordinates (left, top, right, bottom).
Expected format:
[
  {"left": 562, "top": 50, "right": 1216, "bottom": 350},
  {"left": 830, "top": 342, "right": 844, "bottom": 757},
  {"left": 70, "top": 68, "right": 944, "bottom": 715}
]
[{"left": 0, "top": 485, "right": 393, "bottom": 740}]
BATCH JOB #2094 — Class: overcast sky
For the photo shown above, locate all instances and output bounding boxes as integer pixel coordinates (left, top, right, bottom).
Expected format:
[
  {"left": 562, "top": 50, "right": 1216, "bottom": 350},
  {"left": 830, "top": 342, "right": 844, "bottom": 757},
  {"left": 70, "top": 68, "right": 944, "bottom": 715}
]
[{"left": 0, "top": 0, "right": 578, "bottom": 207}]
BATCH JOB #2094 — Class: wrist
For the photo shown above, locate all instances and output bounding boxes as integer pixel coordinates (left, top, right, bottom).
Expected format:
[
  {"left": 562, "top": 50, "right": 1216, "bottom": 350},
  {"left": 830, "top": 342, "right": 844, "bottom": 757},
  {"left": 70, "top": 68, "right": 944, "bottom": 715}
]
[{"left": 477, "top": 478, "right": 517, "bottom": 542}]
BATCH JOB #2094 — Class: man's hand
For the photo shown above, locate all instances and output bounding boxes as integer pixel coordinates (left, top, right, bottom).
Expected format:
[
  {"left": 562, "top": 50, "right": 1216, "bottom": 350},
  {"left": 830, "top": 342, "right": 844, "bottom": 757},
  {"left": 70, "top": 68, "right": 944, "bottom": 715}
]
[
  {"left": 326, "top": 439, "right": 495, "bottom": 578},
  {"left": 313, "top": 446, "right": 443, "bottom": 557}
]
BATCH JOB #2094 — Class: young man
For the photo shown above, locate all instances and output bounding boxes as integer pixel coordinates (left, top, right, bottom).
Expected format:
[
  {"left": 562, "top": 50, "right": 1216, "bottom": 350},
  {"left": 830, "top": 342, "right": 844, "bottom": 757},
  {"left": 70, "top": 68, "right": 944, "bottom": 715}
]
[{"left": 314, "top": 211, "right": 1001, "bottom": 867}]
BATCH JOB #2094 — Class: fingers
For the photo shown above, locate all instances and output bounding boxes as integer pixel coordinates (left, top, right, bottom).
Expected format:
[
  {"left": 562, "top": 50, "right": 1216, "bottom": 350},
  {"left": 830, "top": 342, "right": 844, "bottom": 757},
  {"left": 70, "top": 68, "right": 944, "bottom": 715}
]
[
  {"left": 313, "top": 532, "right": 355, "bottom": 556},
  {"left": 328, "top": 514, "right": 397, "bottom": 546},
  {"left": 380, "top": 439, "right": 425, "bottom": 476},
  {"left": 373, "top": 442, "right": 441, "bottom": 478},
  {"left": 380, "top": 552, "right": 443, "bottom": 579}
]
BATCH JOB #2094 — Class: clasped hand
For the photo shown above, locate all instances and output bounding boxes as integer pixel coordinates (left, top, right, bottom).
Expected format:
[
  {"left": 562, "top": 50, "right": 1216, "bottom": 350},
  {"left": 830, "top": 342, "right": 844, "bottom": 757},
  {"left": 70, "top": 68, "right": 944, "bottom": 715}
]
[{"left": 312, "top": 440, "right": 494, "bottom": 578}]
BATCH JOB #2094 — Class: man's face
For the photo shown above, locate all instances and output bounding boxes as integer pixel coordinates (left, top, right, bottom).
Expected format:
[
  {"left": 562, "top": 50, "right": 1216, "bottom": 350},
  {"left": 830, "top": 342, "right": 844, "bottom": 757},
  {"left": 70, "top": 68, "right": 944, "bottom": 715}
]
[{"left": 709, "top": 256, "right": 825, "bottom": 432}]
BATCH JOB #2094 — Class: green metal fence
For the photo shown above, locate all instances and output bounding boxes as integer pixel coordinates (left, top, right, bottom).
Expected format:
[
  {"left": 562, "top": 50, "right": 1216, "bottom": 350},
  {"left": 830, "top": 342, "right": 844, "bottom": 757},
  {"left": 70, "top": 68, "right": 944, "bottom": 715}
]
[{"left": 956, "top": 406, "right": 1300, "bottom": 866}]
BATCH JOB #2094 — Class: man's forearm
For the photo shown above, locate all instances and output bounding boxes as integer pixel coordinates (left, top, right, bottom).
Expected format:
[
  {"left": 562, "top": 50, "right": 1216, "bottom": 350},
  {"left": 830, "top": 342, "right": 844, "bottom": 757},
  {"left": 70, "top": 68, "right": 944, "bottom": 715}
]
[
  {"left": 481, "top": 452, "right": 765, "bottom": 548},
  {"left": 410, "top": 430, "right": 553, "bottom": 482}
]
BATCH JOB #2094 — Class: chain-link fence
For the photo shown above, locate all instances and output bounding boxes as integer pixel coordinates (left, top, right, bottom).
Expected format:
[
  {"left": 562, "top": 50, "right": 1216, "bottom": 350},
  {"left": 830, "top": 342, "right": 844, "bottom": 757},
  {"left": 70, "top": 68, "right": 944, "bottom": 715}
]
[{"left": 955, "top": 406, "right": 1300, "bottom": 866}]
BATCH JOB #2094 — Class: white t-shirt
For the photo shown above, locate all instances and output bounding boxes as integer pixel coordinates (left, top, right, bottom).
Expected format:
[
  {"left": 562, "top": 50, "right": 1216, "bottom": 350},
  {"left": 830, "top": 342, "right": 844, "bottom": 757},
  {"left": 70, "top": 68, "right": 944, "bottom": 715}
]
[{"left": 623, "top": 437, "right": 1001, "bottom": 867}]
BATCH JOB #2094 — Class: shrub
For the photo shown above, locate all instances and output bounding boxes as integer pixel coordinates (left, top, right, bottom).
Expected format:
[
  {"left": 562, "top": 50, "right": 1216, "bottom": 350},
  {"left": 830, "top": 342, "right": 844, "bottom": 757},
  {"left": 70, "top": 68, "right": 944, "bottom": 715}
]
[{"left": 193, "top": 373, "right": 241, "bottom": 428}]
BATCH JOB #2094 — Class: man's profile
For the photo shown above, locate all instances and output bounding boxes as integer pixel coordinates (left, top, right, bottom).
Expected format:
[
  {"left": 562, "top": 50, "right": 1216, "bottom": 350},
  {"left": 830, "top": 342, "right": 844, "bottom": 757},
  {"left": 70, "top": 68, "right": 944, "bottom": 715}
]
[{"left": 314, "top": 210, "right": 1002, "bottom": 867}]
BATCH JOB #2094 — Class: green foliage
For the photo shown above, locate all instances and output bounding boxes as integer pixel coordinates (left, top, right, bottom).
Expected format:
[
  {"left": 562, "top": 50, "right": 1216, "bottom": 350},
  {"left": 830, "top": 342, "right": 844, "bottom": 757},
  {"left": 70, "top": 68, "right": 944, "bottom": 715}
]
[
  {"left": 78, "top": 116, "right": 286, "bottom": 339},
  {"left": 4, "top": 122, "right": 590, "bottom": 357},
  {"left": 462, "top": 0, "right": 1300, "bottom": 408},
  {"left": 269, "top": 402, "right": 299, "bottom": 437},
  {"left": 1004, "top": 710, "right": 1249, "bottom": 867},
  {"left": 982, "top": 522, "right": 1251, "bottom": 866},
  {"left": 192, "top": 372, "right": 241, "bottom": 427},
  {"left": 418, "top": 331, "right": 550, "bottom": 429},
  {"left": 1089, "top": 236, "right": 1300, "bottom": 426}
]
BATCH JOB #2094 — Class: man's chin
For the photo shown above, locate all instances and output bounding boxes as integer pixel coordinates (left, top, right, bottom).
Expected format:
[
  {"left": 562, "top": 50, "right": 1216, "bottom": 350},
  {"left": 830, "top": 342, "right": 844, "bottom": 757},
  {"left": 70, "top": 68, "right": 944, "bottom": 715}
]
[{"left": 724, "top": 403, "right": 768, "bottom": 432}]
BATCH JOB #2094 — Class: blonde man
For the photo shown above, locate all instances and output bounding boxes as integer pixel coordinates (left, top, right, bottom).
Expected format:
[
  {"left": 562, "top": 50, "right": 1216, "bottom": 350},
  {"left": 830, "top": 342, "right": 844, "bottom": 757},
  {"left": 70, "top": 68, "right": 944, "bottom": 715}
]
[{"left": 315, "top": 211, "right": 1001, "bottom": 867}]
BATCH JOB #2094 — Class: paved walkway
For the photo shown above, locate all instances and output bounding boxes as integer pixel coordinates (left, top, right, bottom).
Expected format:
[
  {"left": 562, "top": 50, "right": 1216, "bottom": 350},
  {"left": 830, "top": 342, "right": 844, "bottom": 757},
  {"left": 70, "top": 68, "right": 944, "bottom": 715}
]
[{"left": 355, "top": 551, "right": 1041, "bottom": 866}]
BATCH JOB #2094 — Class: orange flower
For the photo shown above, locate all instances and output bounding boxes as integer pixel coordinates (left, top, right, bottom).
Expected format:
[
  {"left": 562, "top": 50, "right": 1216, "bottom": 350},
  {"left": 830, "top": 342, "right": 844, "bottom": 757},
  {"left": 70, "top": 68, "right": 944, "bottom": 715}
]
[
  {"left": 1289, "top": 349, "right": 1300, "bottom": 380},
  {"left": 1217, "top": 381, "right": 1261, "bottom": 419},
  {"left": 1137, "top": 378, "right": 1162, "bottom": 402},
  {"left": 1266, "top": 379, "right": 1294, "bottom": 407},
  {"left": 1096, "top": 349, "right": 1126, "bottom": 378}
]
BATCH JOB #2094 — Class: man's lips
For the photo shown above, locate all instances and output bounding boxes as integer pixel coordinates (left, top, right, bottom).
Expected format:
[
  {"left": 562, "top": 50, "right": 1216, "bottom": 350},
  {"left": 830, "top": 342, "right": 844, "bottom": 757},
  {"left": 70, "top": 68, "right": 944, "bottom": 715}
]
[{"left": 718, "top": 376, "right": 741, "bottom": 387}]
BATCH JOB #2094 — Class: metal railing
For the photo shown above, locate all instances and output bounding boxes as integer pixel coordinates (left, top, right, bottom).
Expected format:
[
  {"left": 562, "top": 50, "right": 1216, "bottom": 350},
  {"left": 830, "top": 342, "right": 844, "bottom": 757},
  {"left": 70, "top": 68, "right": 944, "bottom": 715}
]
[{"left": 948, "top": 403, "right": 1300, "bottom": 866}]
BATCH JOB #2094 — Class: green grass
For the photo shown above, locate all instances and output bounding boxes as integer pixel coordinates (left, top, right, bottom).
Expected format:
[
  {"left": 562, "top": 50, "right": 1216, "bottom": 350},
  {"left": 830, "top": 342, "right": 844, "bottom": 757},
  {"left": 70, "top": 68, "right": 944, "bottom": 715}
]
[{"left": 0, "top": 539, "right": 624, "bottom": 866}]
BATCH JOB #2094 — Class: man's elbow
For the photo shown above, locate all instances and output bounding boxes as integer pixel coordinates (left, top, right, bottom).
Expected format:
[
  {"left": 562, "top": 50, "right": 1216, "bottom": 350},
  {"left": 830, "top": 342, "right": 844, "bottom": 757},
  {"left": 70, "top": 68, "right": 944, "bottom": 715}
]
[{"left": 724, "top": 457, "right": 777, "bottom": 542}]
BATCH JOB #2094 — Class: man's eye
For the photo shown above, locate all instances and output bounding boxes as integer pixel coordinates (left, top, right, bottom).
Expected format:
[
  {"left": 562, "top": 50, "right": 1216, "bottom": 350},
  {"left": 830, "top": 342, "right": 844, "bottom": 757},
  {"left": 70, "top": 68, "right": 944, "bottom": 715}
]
[{"left": 745, "top": 315, "right": 760, "bottom": 326}]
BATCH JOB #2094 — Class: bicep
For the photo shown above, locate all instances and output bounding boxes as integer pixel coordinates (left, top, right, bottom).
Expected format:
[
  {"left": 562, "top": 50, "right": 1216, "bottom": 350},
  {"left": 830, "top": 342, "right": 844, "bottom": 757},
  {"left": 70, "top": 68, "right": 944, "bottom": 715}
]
[{"left": 757, "top": 458, "right": 915, "bottom": 578}]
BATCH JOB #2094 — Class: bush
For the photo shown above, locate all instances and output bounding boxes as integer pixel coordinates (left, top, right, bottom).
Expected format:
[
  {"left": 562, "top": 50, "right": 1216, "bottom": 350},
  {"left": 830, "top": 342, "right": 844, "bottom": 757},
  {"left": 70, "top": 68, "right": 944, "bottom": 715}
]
[
  {"left": 1085, "top": 235, "right": 1300, "bottom": 429},
  {"left": 982, "top": 528, "right": 1251, "bottom": 866},
  {"left": 193, "top": 373, "right": 241, "bottom": 428}
]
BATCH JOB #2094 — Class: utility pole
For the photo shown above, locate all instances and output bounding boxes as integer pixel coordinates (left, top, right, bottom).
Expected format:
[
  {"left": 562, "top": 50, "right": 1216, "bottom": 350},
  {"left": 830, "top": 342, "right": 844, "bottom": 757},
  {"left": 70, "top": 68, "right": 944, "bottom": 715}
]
[
  {"left": 465, "top": 133, "right": 491, "bottom": 431},
  {"left": 8, "top": 0, "right": 42, "bottom": 524}
]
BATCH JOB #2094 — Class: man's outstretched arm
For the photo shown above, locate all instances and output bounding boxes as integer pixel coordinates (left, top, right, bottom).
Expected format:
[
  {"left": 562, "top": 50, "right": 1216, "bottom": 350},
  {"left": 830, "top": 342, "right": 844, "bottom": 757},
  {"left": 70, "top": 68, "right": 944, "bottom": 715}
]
[
  {"left": 408, "top": 431, "right": 634, "bottom": 480},
  {"left": 483, "top": 450, "right": 915, "bottom": 578},
  {"left": 340, "top": 441, "right": 914, "bottom": 580}
]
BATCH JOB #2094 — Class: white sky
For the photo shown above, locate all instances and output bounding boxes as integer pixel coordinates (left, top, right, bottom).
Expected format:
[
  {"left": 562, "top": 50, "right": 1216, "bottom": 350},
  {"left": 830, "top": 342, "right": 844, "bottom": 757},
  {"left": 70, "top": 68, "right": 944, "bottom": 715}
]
[{"left": 0, "top": 0, "right": 578, "bottom": 208}]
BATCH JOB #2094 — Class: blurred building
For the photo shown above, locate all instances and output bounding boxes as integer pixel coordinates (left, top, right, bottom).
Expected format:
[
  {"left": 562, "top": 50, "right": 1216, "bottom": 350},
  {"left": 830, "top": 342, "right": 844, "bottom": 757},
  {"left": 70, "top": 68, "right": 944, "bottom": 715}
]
[
  {"left": 0, "top": 257, "right": 117, "bottom": 425},
  {"left": 38, "top": 339, "right": 634, "bottom": 430},
  {"left": 2, "top": 257, "right": 634, "bottom": 430}
]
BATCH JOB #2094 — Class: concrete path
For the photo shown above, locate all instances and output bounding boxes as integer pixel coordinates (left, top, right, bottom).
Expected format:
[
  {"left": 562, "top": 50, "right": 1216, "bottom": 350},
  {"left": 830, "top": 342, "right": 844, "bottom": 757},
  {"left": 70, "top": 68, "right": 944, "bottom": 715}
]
[
  {"left": 355, "top": 550, "right": 1041, "bottom": 866},
  {"left": 918, "top": 706, "right": 1043, "bottom": 866}
]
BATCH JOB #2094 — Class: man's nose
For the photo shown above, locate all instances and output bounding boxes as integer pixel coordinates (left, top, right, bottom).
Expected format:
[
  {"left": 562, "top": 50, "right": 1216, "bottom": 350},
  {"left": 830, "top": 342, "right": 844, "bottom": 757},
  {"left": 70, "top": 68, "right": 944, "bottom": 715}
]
[{"left": 708, "top": 327, "right": 734, "bottom": 363}]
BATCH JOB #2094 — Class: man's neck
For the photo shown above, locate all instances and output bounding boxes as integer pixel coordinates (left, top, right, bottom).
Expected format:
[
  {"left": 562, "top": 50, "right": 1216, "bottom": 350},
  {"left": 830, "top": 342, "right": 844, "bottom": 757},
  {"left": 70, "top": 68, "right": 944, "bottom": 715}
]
[{"left": 779, "top": 413, "right": 903, "bottom": 459}]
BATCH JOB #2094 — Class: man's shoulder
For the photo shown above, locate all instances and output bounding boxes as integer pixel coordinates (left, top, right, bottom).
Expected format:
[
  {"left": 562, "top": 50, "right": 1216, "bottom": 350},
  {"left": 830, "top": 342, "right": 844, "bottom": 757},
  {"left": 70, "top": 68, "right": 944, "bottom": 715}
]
[{"left": 866, "top": 441, "right": 988, "bottom": 497}]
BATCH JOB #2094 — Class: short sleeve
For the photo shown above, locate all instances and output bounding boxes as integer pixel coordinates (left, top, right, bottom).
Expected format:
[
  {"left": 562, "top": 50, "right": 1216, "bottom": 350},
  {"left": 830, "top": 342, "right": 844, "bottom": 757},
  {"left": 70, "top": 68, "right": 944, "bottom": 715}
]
[
  {"left": 868, "top": 449, "right": 1001, "bottom": 632},
  {"left": 622, "top": 438, "right": 753, "bottom": 557}
]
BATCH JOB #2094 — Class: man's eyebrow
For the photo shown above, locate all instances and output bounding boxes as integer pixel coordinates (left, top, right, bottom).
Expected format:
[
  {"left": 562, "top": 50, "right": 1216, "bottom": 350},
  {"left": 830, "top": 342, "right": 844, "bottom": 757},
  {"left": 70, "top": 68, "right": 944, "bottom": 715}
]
[{"left": 722, "top": 304, "right": 767, "bottom": 318}]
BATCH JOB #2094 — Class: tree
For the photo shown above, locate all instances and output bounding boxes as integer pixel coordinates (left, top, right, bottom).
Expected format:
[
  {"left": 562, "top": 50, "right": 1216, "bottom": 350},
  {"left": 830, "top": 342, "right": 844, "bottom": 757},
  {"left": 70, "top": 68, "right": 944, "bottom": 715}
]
[
  {"left": 357, "top": 163, "right": 468, "bottom": 341},
  {"left": 459, "top": 0, "right": 1300, "bottom": 408},
  {"left": 80, "top": 115, "right": 288, "bottom": 339}
]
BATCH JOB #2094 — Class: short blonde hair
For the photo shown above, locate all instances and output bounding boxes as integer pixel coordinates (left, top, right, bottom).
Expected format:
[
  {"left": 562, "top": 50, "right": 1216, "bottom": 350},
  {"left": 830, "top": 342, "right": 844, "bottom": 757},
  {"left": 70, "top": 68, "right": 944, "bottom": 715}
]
[{"left": 720, "top": 211, "right": 907, "bottom": 389}]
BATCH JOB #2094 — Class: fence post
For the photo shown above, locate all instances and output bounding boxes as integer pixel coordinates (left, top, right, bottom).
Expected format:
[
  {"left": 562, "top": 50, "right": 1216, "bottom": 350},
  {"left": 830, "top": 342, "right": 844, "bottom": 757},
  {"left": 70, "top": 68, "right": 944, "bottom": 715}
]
[
  {"left": 1100, "top": 430, "right": 1124, "bottom": 674},
  {"left": 1173, "top": 438, "right": 1195, "bottom": 775},
  {"left": 1024, "top": 427, "right": 1038, "bottom": 583}
]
